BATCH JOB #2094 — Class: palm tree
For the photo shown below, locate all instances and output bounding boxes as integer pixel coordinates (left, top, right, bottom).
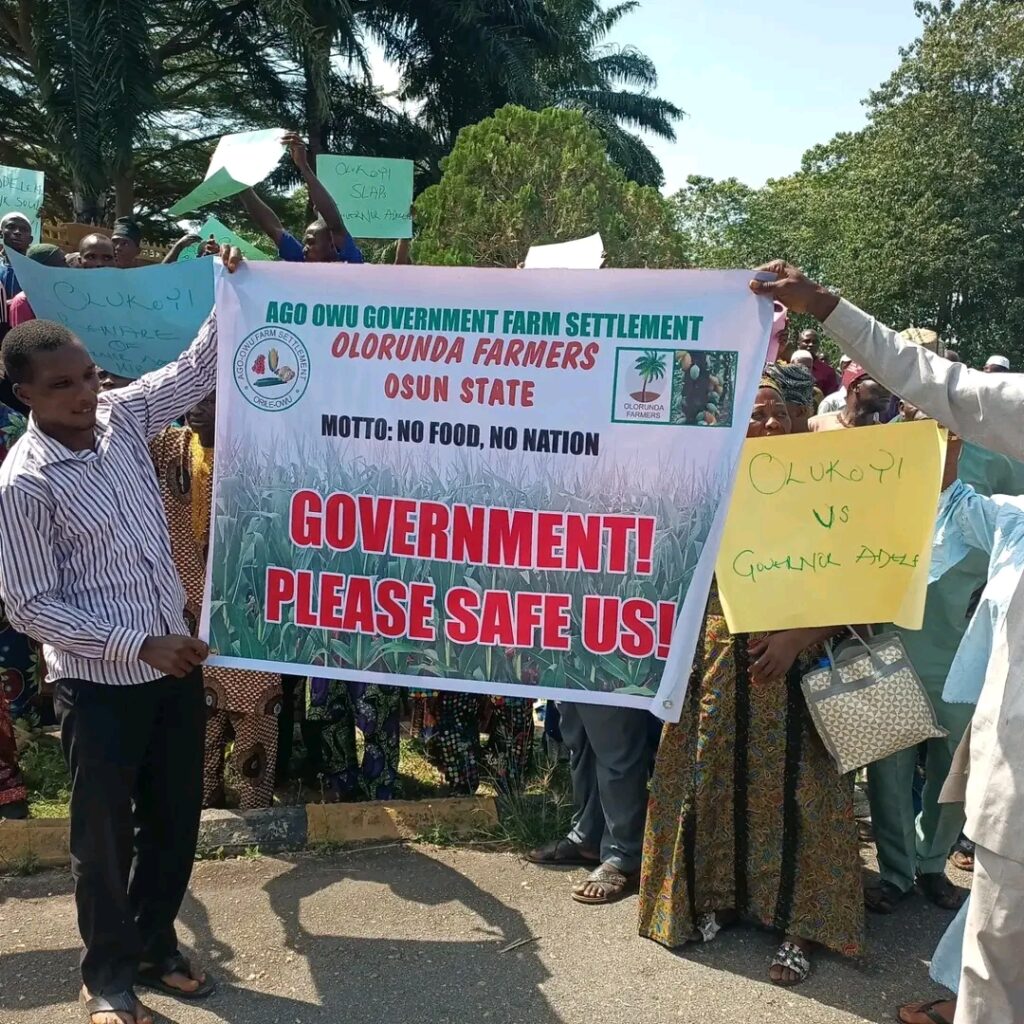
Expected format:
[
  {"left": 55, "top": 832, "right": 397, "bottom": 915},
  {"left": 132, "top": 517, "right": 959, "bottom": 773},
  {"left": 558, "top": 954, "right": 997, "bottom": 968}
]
[
  {"left": 362, "top": 0, "right": 566, "bottom": 154},
  {"left": 540, "top": 0, "right": 683, "bottom": 186},
  {"left": 0, "top": 0, "right": 289, "bottom": 221},
  {"left": 634, "top": 349, "right": 667, "bottom": 402}
]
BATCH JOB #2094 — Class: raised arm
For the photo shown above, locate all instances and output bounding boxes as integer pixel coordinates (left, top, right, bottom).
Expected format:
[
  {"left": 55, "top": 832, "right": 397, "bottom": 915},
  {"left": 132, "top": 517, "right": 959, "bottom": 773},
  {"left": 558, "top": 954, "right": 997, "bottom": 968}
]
[
  {"left": 162, "top": 232, "right": 202, "bottom": 264},
  {"left": 283, "top": 132, "right": 352, "bottom": 248},
  {"left": 0, "top": 487, "right": 148, "bottom": 662},
  {"left": 751, "top": 262, "right": 1024, "bottom": 462},
  {"left": 239, "top": 187, "right": 286, "bottom": 247},
  {"left": 111, "top": 246, "right": 243, "bottom": 439}
]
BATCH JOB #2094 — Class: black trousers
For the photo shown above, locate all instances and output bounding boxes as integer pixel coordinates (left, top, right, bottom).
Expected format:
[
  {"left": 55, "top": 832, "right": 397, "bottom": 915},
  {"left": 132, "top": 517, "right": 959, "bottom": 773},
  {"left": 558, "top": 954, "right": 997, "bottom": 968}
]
[{"left": 54, "top": 670, "right": 204, "bottom": 996}]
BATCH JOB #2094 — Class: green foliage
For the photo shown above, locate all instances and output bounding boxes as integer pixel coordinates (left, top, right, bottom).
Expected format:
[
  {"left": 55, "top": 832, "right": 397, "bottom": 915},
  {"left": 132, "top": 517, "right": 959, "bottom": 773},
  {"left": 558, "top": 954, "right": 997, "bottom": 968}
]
[
  {"left": 0, "top": 1, "right": 680, "bottom": 227},
  {"left": 670, "top": 0, "right": 1024, "bottom": 368},
  {"left": 18, "top": 731, "right": 70, "bottom": 819},
  {"left": 413, "top": 106, "right": 685, "bottom": 267}
]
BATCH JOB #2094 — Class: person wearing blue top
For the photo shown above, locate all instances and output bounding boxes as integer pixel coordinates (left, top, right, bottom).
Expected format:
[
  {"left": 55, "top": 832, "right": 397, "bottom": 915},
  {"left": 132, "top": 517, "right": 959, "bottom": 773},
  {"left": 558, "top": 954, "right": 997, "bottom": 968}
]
[
  {"left": 238, "top": 131, "right": 363, "bottom": 265},
  {"left": 1, "top": 211, "right": 33, "bottom": 297}
]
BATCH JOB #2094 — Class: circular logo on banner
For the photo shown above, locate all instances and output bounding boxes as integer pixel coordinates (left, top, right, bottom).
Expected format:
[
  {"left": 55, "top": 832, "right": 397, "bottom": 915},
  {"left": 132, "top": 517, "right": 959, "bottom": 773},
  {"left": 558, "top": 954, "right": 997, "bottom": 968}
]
[{"left": 234, "top": 326, "right": 310, "bottom": 412}]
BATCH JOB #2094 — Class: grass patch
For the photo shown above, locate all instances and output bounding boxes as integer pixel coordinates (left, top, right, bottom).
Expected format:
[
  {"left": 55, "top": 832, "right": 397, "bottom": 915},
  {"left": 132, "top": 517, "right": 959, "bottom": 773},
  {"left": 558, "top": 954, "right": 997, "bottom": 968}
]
[
  {"left": 18, "top": 730, "right": 70, "bottom": 819},
  {"left": 0, "top": 851, "right": 41, "bottom": 877},
  {"left": 485, "top": 762, "right": 574, "bottom": 851}
]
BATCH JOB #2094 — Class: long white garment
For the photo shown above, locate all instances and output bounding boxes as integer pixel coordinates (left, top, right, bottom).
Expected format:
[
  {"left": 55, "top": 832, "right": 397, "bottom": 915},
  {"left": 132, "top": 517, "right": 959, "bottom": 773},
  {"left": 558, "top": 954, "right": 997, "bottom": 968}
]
[
  {"left": 824, "top": 299, "right": 1024, "bottom": 865},
  {"left": 957, "top": 846, "right": 1024, "bottom": 1024}
]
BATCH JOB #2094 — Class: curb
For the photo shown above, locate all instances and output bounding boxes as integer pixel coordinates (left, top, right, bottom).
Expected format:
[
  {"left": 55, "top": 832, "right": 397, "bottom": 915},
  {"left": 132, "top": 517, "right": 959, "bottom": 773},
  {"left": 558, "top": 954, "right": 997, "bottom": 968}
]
[{"left": 0, "top": 796, "right": 498, "bottom": 870}]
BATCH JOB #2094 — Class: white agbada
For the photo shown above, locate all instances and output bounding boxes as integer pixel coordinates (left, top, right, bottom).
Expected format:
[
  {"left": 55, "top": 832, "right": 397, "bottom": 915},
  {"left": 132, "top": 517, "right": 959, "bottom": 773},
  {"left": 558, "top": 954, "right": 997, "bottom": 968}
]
[{"left": 823, "top": 299, "right": 1024, "bottom": 1024}]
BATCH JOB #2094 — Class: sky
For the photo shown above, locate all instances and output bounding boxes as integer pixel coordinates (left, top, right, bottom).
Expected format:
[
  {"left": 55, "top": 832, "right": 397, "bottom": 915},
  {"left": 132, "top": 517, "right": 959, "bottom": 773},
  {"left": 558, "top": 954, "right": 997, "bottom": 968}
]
[
  {"left": 609, "top": 0, "right": 925, "bottom": 192},
  {"left": 368, "top": 0, "right": 925, "bottom": 195}
]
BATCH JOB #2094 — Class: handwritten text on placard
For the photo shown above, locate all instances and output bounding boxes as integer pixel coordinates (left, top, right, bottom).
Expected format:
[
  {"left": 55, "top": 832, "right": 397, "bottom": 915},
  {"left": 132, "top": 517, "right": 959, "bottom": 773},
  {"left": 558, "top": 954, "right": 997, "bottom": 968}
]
[
  {"left": 715, "top": 421, "right": 946, "bottom": 631},
  {"left": 316, "top": 156, "right": 413, "bottom": 239}
]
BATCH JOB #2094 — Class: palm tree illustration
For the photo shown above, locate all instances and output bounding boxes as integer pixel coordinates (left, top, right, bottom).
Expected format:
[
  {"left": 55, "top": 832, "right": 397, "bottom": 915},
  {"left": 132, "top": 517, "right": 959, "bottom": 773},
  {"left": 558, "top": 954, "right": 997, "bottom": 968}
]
[{"left": 633, "top": 350, "right": 667, "bottom": 402}]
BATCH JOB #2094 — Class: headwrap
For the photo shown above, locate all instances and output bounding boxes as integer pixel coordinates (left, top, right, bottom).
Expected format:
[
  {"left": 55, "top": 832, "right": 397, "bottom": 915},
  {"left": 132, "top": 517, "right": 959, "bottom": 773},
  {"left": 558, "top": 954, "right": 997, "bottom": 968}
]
[
  {"left": 759, "top": 372, "right": 782, "bottom": 394},
  {"left": 842, "top": 362, "right": 869, "bottom": 389},
  {"left": 26, "top": 242, "right": 65, "bottom": 267},
  {"left": 111, "top": 217, "right": 142, "bottom": 244},
  {"left": 764, "top": 363, "right": 813, "bottom": 408}
]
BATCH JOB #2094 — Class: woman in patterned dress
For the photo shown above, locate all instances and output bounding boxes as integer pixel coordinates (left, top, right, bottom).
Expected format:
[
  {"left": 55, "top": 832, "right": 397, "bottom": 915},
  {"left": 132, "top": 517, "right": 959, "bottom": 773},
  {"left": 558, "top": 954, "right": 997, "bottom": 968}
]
[
  {"left": 150, "top": 393, "right": 283, "bottom": 809},
  {"left": 638, "top": 377, "right": 864, "bottom": 986}
]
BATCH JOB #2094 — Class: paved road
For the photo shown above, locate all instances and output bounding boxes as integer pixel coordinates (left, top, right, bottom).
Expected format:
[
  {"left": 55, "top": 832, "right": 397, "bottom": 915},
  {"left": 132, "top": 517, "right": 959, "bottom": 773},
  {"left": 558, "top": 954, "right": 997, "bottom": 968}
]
[{"left": 0, "top": 845, "right": 961, "bottom": 1024}]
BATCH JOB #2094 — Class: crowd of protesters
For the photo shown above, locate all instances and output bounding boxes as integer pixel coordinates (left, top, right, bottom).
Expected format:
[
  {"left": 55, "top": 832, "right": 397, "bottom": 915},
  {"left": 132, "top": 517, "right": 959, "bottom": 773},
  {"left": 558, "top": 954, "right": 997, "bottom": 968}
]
[{"left": 0, "top": 134, "right": 1019, "bottom": 1024}]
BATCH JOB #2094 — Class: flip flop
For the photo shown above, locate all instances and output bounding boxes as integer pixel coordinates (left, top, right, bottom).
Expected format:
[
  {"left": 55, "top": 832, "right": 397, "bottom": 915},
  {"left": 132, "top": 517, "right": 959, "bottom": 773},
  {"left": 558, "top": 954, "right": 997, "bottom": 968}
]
[
  {"left": 895, "top": 998, "right": 956, "bottom": 1024},
  {"left": 571, "top": 863, "right": 639, "bottom": 904},
  {"left": 136, "top": 953, "right": 215, "bottom": 1000},
  {"left": 81, "top": 988, "right": 153, "bottom": 1024},
  {"left": 525, "top": 837, "right": 600, "bottom": 866}
]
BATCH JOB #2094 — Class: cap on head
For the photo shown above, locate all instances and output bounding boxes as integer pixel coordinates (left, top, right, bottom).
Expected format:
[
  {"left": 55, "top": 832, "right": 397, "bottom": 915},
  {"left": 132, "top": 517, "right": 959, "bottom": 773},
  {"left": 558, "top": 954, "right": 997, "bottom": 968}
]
[
  {"left": 1, "top": 211, "right": 31, "bottom": 231},
  {"left": 111, "top": 217, "right": 143, "bottom": 245},
  {"left": 842, "top": 362, "right": 869, "bottom": 390},
  {"left": 985, "top": 355, "right": 1010, "bottom": 371},
  {"left": 790, "top": 349, "right": 814, "bottom": 369},
  {"left": 26, "top": 242, "right": 66, "bottom": 267}
]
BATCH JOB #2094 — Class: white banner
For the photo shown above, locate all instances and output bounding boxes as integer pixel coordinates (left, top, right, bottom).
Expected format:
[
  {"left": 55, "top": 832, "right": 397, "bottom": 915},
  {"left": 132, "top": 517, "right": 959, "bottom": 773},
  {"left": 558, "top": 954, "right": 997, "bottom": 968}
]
[{"left": 203, "top": 263, "right": 771, "bottom": 721}]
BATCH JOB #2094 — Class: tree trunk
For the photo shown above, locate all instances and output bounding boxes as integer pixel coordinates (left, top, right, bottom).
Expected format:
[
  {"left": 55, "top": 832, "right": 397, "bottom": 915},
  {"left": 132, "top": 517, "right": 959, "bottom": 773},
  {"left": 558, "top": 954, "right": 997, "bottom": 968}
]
[
  {"left": 114, "top": 170, "right": 135, "bottom": 220},
  {"left": 73, "top": 187, "right": 105, "bottom": 225},
  {"left": 302, "top": 42, "right": 329, "bottom": 223}
]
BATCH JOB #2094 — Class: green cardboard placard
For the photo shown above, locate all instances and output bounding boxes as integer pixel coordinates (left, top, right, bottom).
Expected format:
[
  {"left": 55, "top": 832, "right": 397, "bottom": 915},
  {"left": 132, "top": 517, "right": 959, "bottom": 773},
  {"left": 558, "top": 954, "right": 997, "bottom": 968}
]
[{"left": 316, "top": 155, "right": 413, "bottom": 239}]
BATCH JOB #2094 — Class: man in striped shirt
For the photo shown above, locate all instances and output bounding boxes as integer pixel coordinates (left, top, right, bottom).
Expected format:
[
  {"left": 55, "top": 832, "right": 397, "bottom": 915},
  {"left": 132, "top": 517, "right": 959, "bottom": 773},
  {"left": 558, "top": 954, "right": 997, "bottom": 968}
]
[{"left": 0, "top": 247, "right": 242, "bottom": 1024}]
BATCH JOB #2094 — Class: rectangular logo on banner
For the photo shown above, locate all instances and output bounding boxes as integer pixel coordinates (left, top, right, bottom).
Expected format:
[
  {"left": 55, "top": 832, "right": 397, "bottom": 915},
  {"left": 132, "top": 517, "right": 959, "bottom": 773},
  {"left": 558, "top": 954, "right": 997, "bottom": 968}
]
[
  {"left": 715, "top": 420, "right": 946, "bottom": 632},
  {"left": 203, "top": 263, "right": 772, "bottom": 720}
]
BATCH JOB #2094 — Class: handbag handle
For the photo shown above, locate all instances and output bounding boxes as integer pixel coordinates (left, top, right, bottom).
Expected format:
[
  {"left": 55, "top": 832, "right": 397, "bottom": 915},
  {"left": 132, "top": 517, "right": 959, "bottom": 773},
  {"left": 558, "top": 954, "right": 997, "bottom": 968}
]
[{"left": 823, "top": 627, "right": 889, "bottom": 678}]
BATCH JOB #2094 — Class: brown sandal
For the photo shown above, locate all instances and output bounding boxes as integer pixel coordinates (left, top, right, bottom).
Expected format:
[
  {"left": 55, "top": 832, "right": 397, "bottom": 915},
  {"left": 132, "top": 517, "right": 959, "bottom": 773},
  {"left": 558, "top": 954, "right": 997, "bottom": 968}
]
[
  {"left": 895, "top": 998, "right": 956, "bottom": 1024},
  {"left": 571, "top": 863, "right": 639, "bottom": 904}
]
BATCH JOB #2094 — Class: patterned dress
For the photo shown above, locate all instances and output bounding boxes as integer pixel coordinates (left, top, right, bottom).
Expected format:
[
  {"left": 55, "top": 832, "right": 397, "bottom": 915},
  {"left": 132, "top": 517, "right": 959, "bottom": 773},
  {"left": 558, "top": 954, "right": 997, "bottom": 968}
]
[
  {"left": 0, "top": 402, "right": 35, "bottom": 809},
  {"left": 307, "top": 678, "right": 402, "bottom": 801},
  {"left": 150, "top": 428, "right": 283, "bottom": 809},
  {"left": 430, "top": 693, "right": 534, "bottom": 795},
  {"left": 638, "top": 585, "right": 863, "bottom": 956}
]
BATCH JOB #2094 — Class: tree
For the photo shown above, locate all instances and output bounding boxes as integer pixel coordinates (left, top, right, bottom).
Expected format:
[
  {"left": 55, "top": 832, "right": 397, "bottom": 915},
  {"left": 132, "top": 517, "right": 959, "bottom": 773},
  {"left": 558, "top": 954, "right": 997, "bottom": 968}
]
[
  {"left": 668, "top": 0, "right": 1024, "bottom": 367},
  {"left": 633, "top": 350, "right": 667, "bottom": 402},
  {"left": 0, "top": 0, "right": 290, "bottom": 223},
  {"left": 413, "top": 105, "right": 686, "bottom": 268},
  {"left": 539, "top": 0, "right": 683, "bottom": 187}
]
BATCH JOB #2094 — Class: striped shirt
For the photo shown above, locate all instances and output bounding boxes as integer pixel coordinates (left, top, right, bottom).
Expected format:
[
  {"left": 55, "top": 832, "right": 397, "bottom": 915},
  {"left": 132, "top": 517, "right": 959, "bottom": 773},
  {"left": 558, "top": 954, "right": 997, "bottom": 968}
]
[{"left": 0, "top": 315, "right": 218, "bottom": 685}]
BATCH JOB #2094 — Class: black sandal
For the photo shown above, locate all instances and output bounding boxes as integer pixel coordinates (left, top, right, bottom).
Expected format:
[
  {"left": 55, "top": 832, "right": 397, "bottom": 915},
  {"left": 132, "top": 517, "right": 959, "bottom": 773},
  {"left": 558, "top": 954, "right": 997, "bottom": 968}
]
[
  {"left": 917, "top": 871, "right": 965, "bottom": 910},
  {"left": 865, "top": 880, "right": 911, "bottom": 914},
  {"left": 136, "top": 953, "right": 215, "bottom": 1000},
  {"left": 81, "top": 988, "right": 152, "bottom": 1023},
  {"left": 525, "top": 837, "right": 599, "bottom": 866}
]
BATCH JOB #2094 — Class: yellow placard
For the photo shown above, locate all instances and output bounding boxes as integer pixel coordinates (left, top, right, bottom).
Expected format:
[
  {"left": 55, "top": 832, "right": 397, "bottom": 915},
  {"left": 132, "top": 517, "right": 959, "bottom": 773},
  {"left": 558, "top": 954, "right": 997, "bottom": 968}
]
[{"left": 716, "top": 421, "right": 947, "bottom": 632}]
